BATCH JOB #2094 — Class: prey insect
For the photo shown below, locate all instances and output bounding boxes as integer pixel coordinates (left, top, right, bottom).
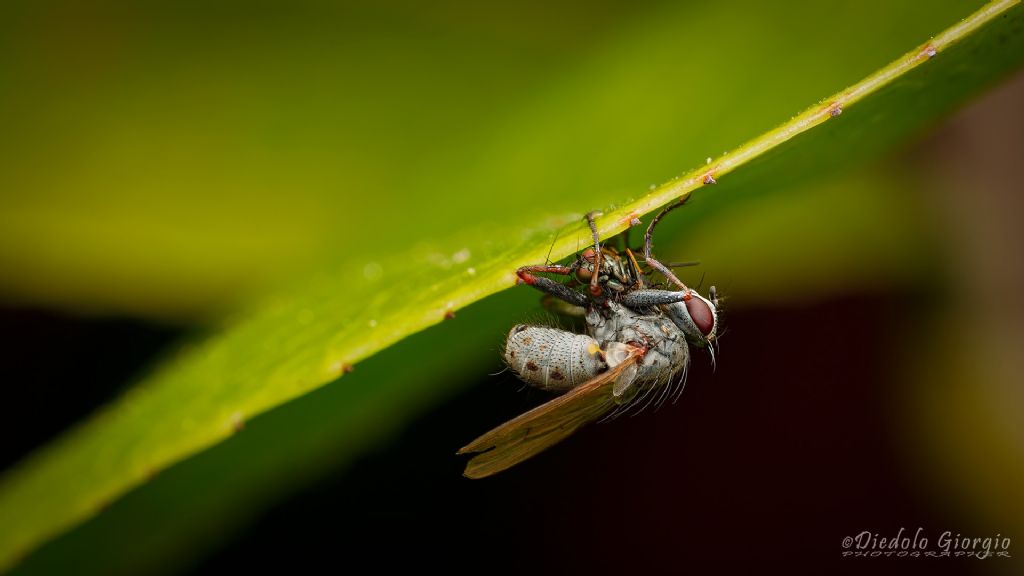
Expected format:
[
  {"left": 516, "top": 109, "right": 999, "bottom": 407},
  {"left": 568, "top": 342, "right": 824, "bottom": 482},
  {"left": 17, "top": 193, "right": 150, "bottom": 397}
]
[{"left": 459, "top": 199, "right": 720, "bottom": 478}]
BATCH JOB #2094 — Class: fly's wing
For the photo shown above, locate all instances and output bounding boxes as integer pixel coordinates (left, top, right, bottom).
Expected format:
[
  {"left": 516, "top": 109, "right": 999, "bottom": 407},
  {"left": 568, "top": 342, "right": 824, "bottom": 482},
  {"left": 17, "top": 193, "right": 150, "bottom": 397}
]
[
  {"left": 458, "top": 347, "right": 643, "bottom": 479},
  {"left": 604, "top": 342, "right": 640, "bottom": 399}
]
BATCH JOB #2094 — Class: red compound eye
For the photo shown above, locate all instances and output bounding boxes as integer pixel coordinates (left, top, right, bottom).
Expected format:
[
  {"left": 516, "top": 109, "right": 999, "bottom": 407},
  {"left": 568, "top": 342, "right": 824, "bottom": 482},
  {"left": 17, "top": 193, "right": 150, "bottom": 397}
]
[{"left": 685, "top": 295, "right": 715, "bottom": 336}]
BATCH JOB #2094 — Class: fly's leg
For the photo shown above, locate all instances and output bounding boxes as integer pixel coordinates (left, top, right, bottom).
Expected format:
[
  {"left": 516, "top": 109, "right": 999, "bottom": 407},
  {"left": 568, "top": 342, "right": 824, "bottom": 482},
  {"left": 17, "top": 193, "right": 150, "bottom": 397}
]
[
  {"left": 516, "top": 264, "right": 576, "bottom": 283},
  {"left": 641, "top": 197, "right": 722, "bottom": 351},
  {"left": 623, "top": 247, "right": 646, "bottom": 290},
  {"left": 620, "top": 288, "right": 690, "bottom": 308},
  {"left": 541, "top": 294, "right": 586, "bottom": 318},
  {"left": 515, "top": 264, "right": 590, "bottom": 308},
  {"left": 643, "top": 199, "right": 692, "bottom": 292}
]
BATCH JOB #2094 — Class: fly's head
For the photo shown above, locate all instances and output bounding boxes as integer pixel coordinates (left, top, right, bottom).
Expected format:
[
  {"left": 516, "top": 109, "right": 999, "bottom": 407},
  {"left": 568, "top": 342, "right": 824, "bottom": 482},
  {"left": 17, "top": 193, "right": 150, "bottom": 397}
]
[
  {"left": 572, "top": 247, "right": 599, "bottom": 284},
  {"left": 672, "top": 285, "right": 720, "bottom": 349},
  {"left": 574, "top": 247, "right": 632, "bottom": 297}
]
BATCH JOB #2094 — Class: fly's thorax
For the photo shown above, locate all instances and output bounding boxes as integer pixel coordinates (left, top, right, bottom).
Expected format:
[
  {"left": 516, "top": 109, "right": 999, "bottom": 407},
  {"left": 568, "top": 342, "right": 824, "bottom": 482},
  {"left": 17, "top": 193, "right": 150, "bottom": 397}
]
[
  {"left": 586, "top": 302, "right": 688, "bottom": 388},
  {"left": 504, "top": 325, "right": 607, "bottom": 393},
  {"left": 634, "top": 312, "right": 688, "bottom": 387},
  {"left": 586, "top": 301, "right": 666, "bottom": 345},
  {"left": 586, "top": 301, "right": 650, "bottom": 343}
]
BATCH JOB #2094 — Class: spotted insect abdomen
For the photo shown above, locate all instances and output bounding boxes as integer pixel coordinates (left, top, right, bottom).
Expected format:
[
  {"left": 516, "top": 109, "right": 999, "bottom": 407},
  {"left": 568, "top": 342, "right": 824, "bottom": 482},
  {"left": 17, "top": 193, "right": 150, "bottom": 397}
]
[{"left": 503, "top": 325, "right": 606, "bottom": 392}]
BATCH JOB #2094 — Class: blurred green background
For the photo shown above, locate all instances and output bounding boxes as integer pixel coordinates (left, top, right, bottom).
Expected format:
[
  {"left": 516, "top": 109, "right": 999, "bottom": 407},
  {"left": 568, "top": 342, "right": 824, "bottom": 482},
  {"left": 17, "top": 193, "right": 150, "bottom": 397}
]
[{"left": 1, "top": 0, "right": 1022, "bottom": 574}]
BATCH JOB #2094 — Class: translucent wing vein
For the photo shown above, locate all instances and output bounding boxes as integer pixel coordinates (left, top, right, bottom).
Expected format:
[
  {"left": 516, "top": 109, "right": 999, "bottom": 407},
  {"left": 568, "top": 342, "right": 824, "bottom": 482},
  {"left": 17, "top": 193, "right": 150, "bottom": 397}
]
[{"left": 458, "top": 348, "right": 643, "bottom": 478}]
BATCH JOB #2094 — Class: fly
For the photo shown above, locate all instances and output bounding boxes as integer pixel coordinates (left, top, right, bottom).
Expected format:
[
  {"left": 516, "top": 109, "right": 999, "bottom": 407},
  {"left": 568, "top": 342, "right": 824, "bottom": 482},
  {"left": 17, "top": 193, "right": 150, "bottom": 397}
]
[{"left": 459, "top": 199, "right": 720, "bottom": 478}]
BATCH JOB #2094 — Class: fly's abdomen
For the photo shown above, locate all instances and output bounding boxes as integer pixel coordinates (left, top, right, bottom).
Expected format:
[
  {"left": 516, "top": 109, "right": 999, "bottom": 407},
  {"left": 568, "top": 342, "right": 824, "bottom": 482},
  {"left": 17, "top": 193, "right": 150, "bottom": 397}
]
[{"left": 503, "top": 325, "right": 606, "bottom": 392}]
